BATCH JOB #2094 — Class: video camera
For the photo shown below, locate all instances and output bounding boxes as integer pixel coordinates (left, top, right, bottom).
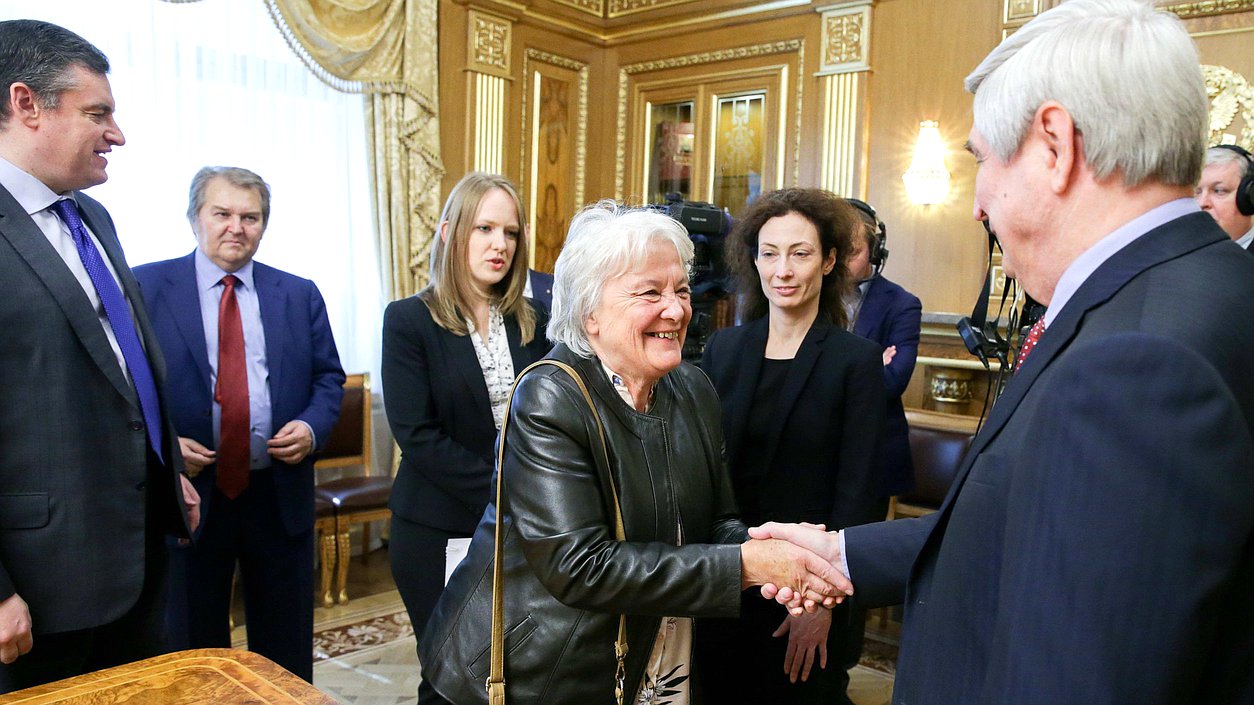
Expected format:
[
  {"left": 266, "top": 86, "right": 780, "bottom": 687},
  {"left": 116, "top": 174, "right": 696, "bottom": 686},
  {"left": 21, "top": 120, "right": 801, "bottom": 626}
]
[{"left": 649, "top": 193, "right": 732, "bottom": 362}]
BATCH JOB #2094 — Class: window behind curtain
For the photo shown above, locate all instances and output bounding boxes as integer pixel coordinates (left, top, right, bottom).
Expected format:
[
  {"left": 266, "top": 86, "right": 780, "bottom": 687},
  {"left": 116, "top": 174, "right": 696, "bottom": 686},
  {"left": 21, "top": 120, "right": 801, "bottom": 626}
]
[{"left": 0, "top": 0, "right": 382, "bottom": 380}]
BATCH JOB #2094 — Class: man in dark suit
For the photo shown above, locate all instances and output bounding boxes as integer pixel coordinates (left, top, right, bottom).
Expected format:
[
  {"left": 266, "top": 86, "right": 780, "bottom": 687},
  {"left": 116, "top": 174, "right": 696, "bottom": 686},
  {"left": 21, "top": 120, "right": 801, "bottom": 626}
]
[
  {"left": 845, "top": 200, "right": 922, "bottom": 500},
  {"left": 0, "top": 20, "right": 198, "bottom": 692},
  {"left": 755, "top": 2, "right": 1254, "bottom": 703},
  {"left": 133, "top": 166, "right": 344, "bottom": 681},
  {"left": 526, "top": 268, "right": 554, "bottom": 310}
]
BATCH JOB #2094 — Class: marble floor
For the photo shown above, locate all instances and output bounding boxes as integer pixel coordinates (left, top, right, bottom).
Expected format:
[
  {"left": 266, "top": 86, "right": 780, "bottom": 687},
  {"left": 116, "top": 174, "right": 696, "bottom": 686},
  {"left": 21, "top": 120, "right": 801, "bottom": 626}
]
[{"left": 228, "top": 545, "right": 897, "bottom": 705}]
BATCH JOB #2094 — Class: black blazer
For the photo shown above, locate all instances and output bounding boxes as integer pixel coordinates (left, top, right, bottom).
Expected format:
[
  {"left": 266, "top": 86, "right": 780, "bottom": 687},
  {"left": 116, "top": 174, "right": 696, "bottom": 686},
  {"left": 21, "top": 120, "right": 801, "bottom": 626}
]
[
  {"left": 846, "top": 214, "right": 1254, "bottom": 704},
  {"left": 701, "top": 316, "right": 887, "bottom": 531},
  {"left": 0, "top": 187, "right": 190, "bottom": 635},
  {"left": 382, "top": 295, "right": 551, "bottom": 533}
]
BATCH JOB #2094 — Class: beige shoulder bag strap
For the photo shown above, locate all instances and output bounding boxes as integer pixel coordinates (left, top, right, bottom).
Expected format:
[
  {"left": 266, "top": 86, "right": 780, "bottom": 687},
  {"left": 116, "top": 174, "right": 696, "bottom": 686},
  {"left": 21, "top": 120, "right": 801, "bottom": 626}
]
[{"left": 488, "top": 360, "right": 628, "bottom": 705}]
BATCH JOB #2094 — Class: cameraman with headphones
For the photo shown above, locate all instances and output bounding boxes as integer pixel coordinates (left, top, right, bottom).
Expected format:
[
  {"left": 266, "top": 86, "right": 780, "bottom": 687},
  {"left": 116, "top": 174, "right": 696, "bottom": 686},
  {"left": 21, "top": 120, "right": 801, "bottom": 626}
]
[
  {"left": 844, "top": 199, "right": 922, "bottom": 502},
  {"left": 1196, "top": 144, "right": 1254, "bottom": 251}
]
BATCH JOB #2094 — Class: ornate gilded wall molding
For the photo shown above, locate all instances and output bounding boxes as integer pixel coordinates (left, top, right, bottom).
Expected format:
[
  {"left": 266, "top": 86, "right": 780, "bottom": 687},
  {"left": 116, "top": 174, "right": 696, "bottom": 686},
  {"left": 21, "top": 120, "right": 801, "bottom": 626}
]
[
  {"left": 1204, "top": 65, "right": 1254, "bottom": 148},
  {"left": 552, "top": 0, "right": 604, "bottom": 16},
  {"left": 1163, "top": 0, "right": 1254, "bottom": 18},
  {"left": 521, "top": 49, "right": 589, "bottom": 214},
  {"left": 608, "top": 0, "right": 696, "bottom": 19},
  {"left": 818, "top": 1, "right": 872, "bottom": 75},
  {"left": 615, "top": 39, "right": 805, "bottom": 199},
  {"left": 469, "top": 10, "right": 511, "bottom": 74}
]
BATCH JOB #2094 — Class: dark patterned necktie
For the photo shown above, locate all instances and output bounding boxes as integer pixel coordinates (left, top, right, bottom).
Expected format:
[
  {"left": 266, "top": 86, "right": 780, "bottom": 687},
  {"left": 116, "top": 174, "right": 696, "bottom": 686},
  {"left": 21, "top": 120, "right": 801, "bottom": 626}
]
[
  {"left": 51, "top": 198, "right": 164, "bottom": 463},
  {"left": 215, "top": 275, "right": 250, "bottom": 498},
  {"left": 1014, "top": 317, "right": 1047, "bottom": 371}
]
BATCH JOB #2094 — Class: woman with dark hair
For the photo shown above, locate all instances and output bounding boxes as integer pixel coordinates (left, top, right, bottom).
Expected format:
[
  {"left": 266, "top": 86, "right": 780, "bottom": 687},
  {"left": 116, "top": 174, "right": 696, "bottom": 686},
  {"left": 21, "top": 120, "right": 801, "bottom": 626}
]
[
  {"left": 696, "top": 188, "right": 887, "bottom": 704},
  {"left": 382, "top": 172, "right": 552, "bottom": 654}
]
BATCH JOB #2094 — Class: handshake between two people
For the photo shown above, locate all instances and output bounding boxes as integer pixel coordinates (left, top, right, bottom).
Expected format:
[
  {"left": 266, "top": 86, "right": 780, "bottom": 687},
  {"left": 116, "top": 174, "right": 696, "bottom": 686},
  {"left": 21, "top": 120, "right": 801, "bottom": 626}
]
[{"left": 738, "top": 521, "right": 848, "bottom": 615}]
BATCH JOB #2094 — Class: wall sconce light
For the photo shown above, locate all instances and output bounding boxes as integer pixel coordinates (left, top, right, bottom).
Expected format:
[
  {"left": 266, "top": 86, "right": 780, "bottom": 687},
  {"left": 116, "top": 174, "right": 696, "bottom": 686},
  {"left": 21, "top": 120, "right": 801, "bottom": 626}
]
[{"left": 902, "top": 120, "right": 951, "bottom": 206}]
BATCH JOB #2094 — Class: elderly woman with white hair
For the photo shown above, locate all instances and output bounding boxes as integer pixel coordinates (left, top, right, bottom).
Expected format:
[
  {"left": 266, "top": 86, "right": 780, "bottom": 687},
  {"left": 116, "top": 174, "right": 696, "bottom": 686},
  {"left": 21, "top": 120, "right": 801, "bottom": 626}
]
[{"left": 416, "top": 202, "right": 849, "bottom": 705}]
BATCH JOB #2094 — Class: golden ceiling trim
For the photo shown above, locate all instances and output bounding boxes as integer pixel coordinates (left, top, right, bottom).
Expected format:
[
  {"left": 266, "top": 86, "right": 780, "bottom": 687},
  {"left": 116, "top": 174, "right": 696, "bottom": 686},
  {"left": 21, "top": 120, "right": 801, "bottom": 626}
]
[
  {"left": 615, "top": 39, "right": 804, "bottom": 200},
  {"left": 608, "top": 0, "right": 696, "bottom": 19},
  {"left": 1164, "top": 0, "right": 1254, "bottom": 17},
  {"left": 520, "top": 49, "right": 590, "bottom": 218},
  {"left": 551, "top": 0, "right": 604, "bottom": 16}
]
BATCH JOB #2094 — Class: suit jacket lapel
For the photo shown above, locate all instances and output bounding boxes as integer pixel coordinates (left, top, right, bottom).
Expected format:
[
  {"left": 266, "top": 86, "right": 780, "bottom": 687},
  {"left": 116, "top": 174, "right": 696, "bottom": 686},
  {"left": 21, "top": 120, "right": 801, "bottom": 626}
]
[
  {"left": 163, "top": 253, "right": 212, "bottom": 392},
  {"left": 451, "top": 327, "right": 494, "bottom": 422},
  {"left": 759, "top": 318, "right": 829, "bottom": 472},
  {"left": 722, "top": 318, "right": 768, "bottom": 464},
  {"left": 0, "top": 188, "right": 135, "bottom": 404},
  {"left": 255, "top": 264, "right": 288, "bottom": 417},
  {"left": 853, "top": 277, "right": 885, "bottom": 338},
  {"left": 938, "top": 212, "right": 1224, "bottom": 517}
]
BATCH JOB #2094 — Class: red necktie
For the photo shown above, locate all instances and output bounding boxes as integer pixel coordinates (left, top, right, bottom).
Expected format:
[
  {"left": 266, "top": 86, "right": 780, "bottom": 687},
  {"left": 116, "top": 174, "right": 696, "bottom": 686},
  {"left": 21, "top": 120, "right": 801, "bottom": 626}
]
[
  {"left": 1014, "top": 317, "right": 1047, "bottom": 371},
  {"left": 216, "top": 275, "right": 250, "bottom": 499}
]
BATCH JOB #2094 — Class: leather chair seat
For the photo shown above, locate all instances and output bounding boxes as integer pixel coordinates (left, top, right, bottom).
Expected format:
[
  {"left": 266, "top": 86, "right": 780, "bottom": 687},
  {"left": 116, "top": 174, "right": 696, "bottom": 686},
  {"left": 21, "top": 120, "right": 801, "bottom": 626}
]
[
  {"left": 897, "top": 425, "right": 974, "bottom": 511},
  {"left": 315, "top": 477, "right": 391, "bottom": 511}
]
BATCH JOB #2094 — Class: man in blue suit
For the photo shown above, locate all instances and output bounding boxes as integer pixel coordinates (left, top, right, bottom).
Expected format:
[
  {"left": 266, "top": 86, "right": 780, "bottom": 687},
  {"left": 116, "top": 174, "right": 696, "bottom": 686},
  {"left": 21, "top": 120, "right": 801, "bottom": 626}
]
[
  {"left": 755, "top": 2, "right": 1254, "bottom": 703},
  {"left": 845, "top": 199, "right": 922, "bottom": 501},
  {"left": 134, "top": 166, "right": 344, "bottom": 681}
]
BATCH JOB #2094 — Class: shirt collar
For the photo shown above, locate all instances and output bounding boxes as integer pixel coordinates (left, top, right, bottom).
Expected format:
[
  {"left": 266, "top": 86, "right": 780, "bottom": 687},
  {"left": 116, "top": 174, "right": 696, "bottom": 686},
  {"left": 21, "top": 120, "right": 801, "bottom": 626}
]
[
  {"left": 1236, "top": 224, "right": 1254, "bottom": 251},
  {"left": 0, "top": 155, "right": 63, "bottom": 216},
  {"left": 194, "top": 247, "right": 255, "bottom": 292},
  {"left": 1045, "top": 198, "right": 1199, "bottom": 327}
]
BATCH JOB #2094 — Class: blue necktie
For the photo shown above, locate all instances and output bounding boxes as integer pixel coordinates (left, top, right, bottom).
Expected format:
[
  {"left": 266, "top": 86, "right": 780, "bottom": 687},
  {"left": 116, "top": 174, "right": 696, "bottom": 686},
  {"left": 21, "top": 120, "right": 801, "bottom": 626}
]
[{"left": 51, "top": 198, "right": 165, "bottom": 464}]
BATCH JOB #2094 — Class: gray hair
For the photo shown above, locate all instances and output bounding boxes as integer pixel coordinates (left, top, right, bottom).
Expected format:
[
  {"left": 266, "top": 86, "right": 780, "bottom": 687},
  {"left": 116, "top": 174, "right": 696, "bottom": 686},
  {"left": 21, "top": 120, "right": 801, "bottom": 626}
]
[
  {"left": 1204, "top": 146, "right": 1253, "bottom": 177},
  {"left": 187, "top": 166, "right": 272, "bottom": 229},
  {"left": 548, "top": 201, "right": 694, "bottom": 357},
  {"left": 964, "top": 0, "right": 1206, "bottom": 187},
  {"left": 0, "top": 20, "right": 110, "bottom": 124}
]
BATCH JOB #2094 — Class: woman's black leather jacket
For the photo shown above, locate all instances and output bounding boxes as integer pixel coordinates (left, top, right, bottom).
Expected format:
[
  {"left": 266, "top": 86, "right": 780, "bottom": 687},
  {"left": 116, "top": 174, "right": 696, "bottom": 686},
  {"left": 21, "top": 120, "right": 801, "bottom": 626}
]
[{"left": 418, "top": 344, "right": 748, "bottom": 704}]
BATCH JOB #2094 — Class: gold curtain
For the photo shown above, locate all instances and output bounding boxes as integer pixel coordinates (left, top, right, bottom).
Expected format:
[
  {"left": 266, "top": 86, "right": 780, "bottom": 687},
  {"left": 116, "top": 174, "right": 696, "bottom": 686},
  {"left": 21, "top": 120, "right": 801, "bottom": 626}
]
[{"left": 264, "top": 0, "right": 443, "bottom": 298}]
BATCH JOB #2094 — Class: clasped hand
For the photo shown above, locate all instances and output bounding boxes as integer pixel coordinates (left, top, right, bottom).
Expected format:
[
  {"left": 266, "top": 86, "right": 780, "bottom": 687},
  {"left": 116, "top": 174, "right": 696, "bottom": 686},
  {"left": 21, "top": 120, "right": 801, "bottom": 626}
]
[{"left": 739, "top": 522, "right": 851, "bottom": 617}]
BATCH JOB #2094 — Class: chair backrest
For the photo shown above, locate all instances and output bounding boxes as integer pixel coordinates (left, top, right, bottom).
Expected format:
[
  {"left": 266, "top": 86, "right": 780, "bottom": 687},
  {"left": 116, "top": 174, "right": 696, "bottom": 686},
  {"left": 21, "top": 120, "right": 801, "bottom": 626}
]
[
  {"left": 897, "top": 410, "right": 976, "bottom": 510},
  {"left": 315, "top": 372, "right": 372, "bottom": 472}
]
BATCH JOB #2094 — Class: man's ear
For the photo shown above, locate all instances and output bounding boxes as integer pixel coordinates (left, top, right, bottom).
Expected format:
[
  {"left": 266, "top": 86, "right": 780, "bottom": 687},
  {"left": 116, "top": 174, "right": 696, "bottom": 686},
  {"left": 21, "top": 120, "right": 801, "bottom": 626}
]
[
  {"left": 8, "top": 83, "right": 41, "bottom": 128},
  {"left": 1035, "top": 101, "right": 1079, "bottom": 195},
  {"left": 439, "top": 221, "right": 449, "bottom": 243}
]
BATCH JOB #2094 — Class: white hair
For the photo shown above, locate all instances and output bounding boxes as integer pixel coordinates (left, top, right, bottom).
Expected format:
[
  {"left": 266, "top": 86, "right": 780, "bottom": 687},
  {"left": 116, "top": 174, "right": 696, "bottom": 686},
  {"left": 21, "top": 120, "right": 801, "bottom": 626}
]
[
  {"left": 1204, "top": 146, "right": 1253, "bottom": 176},
  {"left": 965, "top": 0, "right": 1207, "bottom": 187},
  {"left": 547, "top": 201, "right": 694, "bottom": 357}
]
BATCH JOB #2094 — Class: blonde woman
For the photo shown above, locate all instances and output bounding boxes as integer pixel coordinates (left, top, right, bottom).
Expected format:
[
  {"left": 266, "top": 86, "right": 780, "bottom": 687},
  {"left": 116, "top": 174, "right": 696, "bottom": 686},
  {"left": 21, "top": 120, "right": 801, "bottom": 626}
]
[{"left": 383, "top": 173, "right": 551, "bottom": 654}]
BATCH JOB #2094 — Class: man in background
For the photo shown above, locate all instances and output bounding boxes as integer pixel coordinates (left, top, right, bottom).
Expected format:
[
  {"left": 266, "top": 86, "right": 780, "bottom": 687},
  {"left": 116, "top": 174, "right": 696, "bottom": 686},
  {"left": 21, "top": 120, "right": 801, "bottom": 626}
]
[
  {"left": 1196, "top": 144, "right": 1254, "bottom": 250},
  {"left": 0, "top": 19, "right": 197, "bottom": 691},
  {"left": 134, "top": 166, "right": 344, "bottom": 681},
  {"left": 756, "top": 1, "right": 1254, "bottom": 702}
]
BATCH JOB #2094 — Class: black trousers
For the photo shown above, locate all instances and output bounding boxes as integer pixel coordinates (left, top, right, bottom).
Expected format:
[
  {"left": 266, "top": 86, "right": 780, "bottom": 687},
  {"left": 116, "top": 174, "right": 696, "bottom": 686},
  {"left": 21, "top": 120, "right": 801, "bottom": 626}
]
[
  {"left": 389, "top": 515, "right": 469, "bottom": 643},
  {"left": 168, "top": 469, "right": 314, "bottom": 681},
  {"left": 696, "top": 589, "right": 857, "bottom": 705}
]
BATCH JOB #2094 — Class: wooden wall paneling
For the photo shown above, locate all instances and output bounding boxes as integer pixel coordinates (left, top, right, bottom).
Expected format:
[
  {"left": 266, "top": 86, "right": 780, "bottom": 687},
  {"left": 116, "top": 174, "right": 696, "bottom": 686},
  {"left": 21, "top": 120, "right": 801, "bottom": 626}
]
[
  {"left": 520, "top": 51, "right": 589, "bottom": 271},
  {"left": 865, "top": 0, "right": 1002, "bottom": 318}
]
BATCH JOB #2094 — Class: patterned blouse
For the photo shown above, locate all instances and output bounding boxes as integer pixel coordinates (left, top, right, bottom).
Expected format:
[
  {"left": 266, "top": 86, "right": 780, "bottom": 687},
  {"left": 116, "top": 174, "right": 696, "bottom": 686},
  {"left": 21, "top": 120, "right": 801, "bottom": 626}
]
[{"left": 466, "top": 304, "right": 515, "bottom": 430}]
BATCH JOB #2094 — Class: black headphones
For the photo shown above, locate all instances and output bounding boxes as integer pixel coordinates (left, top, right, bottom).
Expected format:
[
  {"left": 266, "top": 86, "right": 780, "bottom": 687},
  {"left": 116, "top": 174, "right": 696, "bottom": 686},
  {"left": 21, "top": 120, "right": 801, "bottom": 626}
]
[
  {"left": 1211, "top": 144, "right": 1254, "bottom": 217},
  {"left": 846, "top": 198, "right": 889, "bottom": 276}
]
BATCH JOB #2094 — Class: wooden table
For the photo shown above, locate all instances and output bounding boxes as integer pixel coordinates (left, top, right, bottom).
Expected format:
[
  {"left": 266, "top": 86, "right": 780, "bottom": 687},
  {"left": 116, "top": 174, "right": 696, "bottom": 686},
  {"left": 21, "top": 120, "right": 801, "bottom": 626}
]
[{"left": 0, "top": 649, "right": 338, "bottom": 704}]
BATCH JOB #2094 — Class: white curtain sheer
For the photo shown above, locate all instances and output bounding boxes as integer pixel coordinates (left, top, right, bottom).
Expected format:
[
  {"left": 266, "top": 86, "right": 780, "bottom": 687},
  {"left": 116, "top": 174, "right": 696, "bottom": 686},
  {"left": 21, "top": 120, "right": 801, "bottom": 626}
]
[{"left": 0, "top": 0, "right": 382, "bottom": 380}]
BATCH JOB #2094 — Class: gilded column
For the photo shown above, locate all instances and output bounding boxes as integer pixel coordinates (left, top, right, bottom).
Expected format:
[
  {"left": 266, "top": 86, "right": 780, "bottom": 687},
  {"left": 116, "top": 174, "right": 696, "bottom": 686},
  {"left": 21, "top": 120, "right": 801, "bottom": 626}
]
[
  {"left": 468, "top": 10, "right": 513, "bottom": 175},
  {"left": 816, "top": 1, "right": 873, "bottom": 198}
]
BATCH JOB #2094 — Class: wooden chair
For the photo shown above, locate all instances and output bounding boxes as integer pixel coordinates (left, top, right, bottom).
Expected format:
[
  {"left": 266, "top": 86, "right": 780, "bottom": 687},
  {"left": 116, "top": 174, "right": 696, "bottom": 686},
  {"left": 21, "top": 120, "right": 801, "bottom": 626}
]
[{"left": 313, "top": 373, "right": 391, "bottom": 605}]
